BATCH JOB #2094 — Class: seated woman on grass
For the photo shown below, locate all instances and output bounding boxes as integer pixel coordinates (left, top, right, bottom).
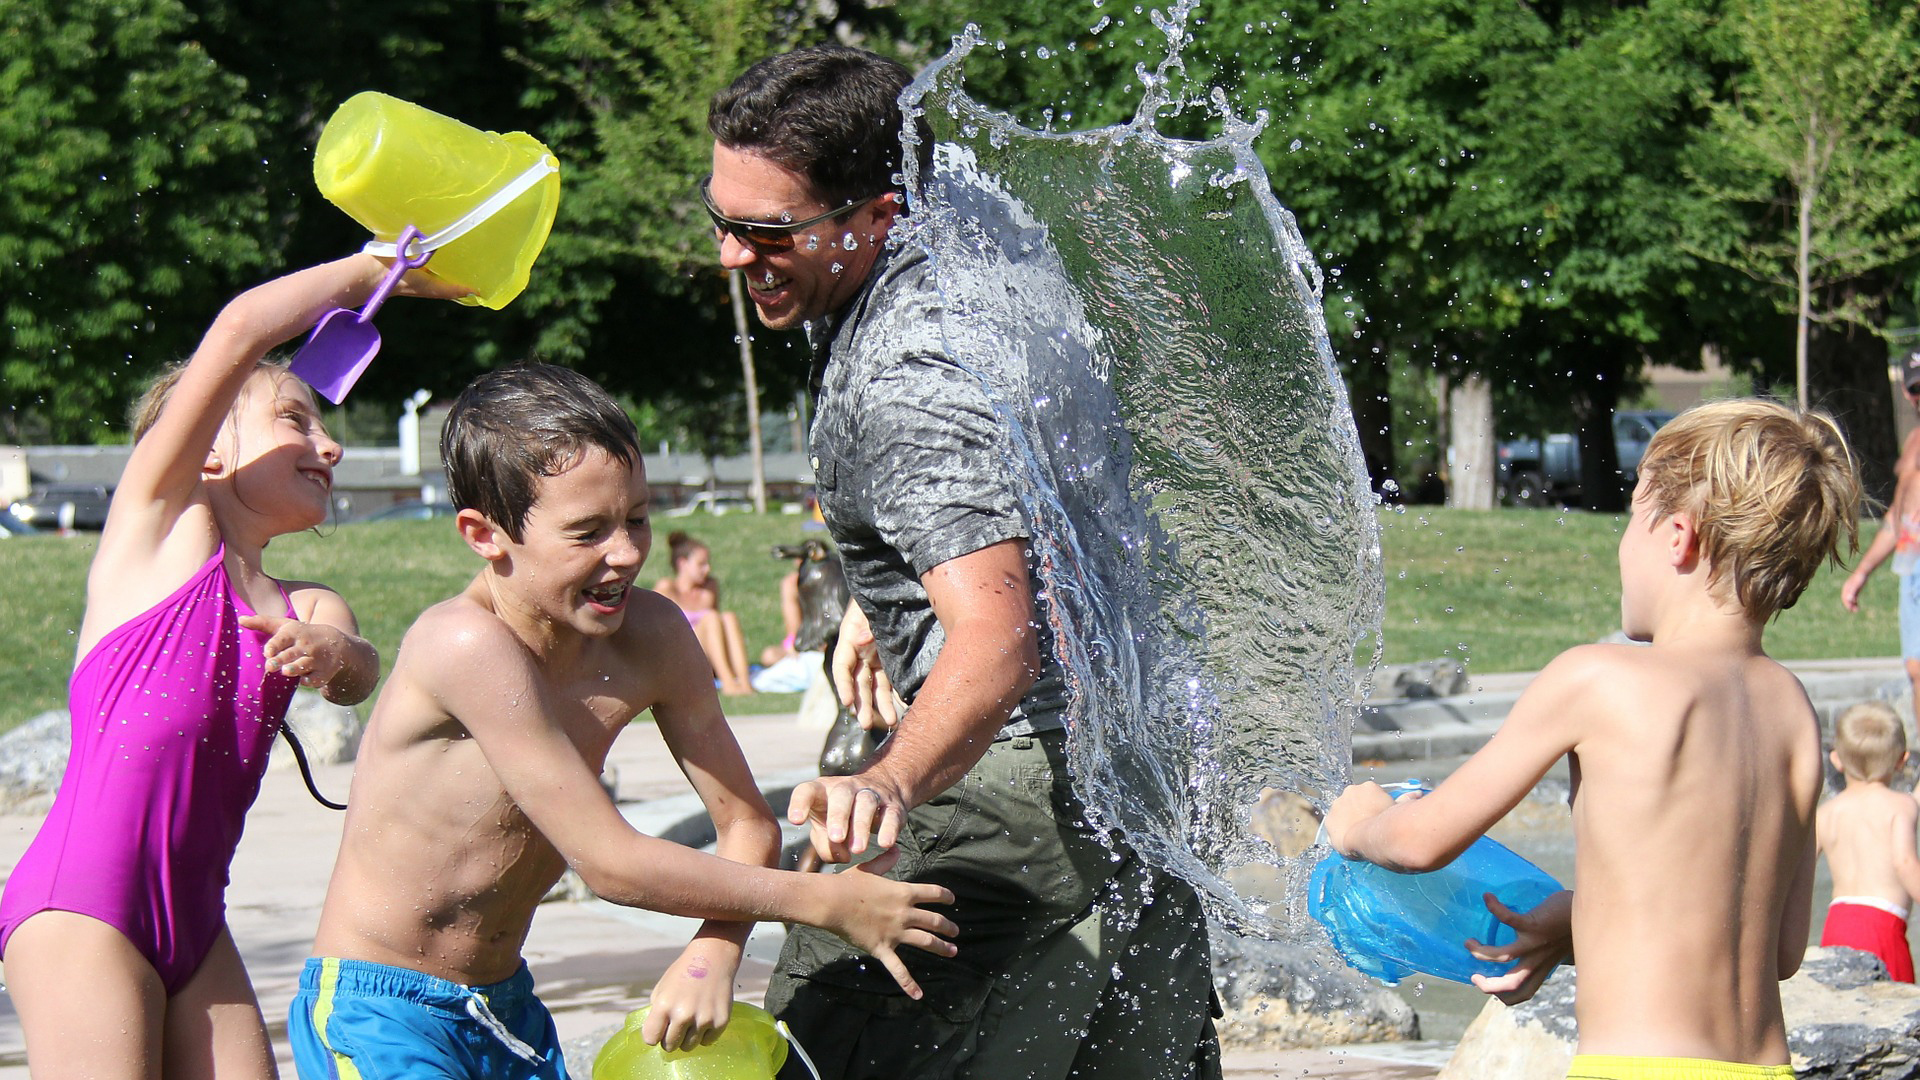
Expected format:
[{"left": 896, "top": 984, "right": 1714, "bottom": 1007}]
[{"left": 655, "top": 531, "right": 755, "bottom": 696}]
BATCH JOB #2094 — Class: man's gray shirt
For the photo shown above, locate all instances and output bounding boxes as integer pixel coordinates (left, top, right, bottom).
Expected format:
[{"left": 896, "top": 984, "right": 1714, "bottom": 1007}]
[{"left": 806, "top": 242, "right": 1068, "bottom": 737}]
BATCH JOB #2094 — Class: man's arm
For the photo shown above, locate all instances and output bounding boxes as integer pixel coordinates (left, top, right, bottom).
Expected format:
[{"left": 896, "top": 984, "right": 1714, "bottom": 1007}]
[{"left": 789, "top": 537, "right": 1042, "bottom": 861}]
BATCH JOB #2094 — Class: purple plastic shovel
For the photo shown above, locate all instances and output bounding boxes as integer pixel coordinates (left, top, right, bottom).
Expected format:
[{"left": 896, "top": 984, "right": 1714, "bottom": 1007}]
[{"left": 289, "top": 226, "right": 431, "bottom": 404}]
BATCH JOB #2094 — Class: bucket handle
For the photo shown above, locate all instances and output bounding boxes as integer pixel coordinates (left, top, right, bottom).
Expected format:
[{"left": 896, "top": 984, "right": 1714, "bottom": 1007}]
[
  {"left": 361, "top": 155, "right": 559, "bottom": 261},
  {"left": 775, "top": 1020, "right": 824, "bottom": 1080}
]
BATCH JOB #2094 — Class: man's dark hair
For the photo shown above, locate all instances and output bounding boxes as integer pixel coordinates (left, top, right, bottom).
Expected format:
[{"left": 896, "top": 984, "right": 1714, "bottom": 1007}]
[
  {"left": 708, "top": 44, "right": 931, "bottom": 205},
  {"left": 441, "top": 364, "right": 641, "bottom": 542}
]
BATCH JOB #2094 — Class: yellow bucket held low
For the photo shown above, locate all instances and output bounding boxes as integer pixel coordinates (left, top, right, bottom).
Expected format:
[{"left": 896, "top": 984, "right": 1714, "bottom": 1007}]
[
  {"left": 313, "top": 91, "right": 560, "bottom": 309},
  {"left": 593, "top": 1002, "right": 819, "bottom": 1080}
]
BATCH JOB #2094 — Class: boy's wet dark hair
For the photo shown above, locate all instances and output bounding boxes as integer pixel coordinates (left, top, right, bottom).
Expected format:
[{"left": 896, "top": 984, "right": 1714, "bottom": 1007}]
[
  {"left": 441, "top": 364, "right": 641, "bottom": 542},
  {"left": 708, "top": 44, "right": 932, "bottom": 205}
]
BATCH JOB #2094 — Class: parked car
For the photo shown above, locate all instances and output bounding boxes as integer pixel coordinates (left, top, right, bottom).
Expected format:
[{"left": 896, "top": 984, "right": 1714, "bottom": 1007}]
[
  {"left": 10, "top": 483, "right": 113, "bottom": 531},
  {"left": 347, "top": 499, "right": 458, "bottom": 524},
  {"left": 0, "top": 505, "right": 42, "bottom": 537},
  {"left": 1497, "top": 410, "right": 1675, "bottom": 507}
]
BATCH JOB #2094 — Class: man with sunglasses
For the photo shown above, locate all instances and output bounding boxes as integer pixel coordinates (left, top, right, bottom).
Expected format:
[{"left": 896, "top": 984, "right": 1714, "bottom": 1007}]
[{"left": 706, "top": 44, "right": 1221, "bottom": 1080}]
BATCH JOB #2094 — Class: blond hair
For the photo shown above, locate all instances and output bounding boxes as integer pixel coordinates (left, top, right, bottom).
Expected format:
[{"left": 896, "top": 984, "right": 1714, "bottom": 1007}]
[
  {"left": 1833, "top": 701, "right": 1906, "bottom": 782},
  {"left": 1636, "top": 399, "right": 1862, "bottom": 622},
  {"left": 128, "top": 358, "right": 293, "bottom": 444}
]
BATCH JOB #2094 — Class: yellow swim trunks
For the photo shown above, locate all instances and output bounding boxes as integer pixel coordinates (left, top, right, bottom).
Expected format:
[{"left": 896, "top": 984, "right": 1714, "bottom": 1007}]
[{"left": 1568, "top": 1056, "right": 1795, "bottom": 1080}]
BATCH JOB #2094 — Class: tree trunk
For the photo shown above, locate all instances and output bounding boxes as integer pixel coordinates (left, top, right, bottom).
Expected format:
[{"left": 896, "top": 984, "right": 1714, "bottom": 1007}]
[
  {"left": 1348, "top": 343, "right": 1396, "bottom": 499},
  {"left": 1810, "top": 313, "right": 1897, "bottom": 506},
  {"left": 730, "top": 270, "right": 767, "bottom": 513},
  {"left": 1447, "top": 373, "right": 1496, "bottom": 510},
  {"left": 1573, "top": 353, "right": 1628, "bottom": 513},
  {"left": 1795, "top": 126, "right": 1817, "bottom": 412}
]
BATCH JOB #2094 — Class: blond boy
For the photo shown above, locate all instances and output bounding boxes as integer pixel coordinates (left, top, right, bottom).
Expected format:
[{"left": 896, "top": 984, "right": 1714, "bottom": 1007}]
[
  {"left": 1326, "top": 399, "right": 1861, "bottom": 1080},
  {"left": 289, "top": 365, "right": 955, "bottom": 1080},
  {"left": 1815, "top": 700, "right": 1920, "bottom": 981}
]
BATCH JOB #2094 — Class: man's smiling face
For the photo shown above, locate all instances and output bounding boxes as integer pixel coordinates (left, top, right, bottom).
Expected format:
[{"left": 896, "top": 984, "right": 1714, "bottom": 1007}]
[{"left": 706, "top": 142, "right": 897, "bottom": 331}]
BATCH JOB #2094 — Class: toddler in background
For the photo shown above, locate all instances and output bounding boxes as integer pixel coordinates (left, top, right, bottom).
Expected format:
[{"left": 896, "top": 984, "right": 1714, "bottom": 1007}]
[{"left": 1817, "top": 700, "right": 1920, "bottom": 981}]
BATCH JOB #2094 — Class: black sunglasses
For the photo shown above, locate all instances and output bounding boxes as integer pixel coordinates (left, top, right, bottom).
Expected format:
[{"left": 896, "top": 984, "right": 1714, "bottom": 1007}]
[{"left": 698, "top": 177, "right": 883, "bottom": 254}]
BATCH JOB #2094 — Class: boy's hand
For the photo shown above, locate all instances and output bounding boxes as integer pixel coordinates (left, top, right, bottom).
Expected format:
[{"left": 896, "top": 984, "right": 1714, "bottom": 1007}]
[
  {"left": 642, "top": 940, "right": 742, "bottom": 1052},
  {"left": 1466, "top": 889, "right": 1574, "bottom": 1005},
  {"left": 1323, "top": 781, "right": 1404, "bottom": 857},
  {"left": 821, "top": 848, "right": 959, "bottom": 1000}
]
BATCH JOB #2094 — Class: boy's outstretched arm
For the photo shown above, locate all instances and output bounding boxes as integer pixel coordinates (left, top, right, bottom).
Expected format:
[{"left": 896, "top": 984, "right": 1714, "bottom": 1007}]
[
  {"left": 421, "top": 607, "right": 958, "bottom": 997},
  {"left": 1325, "top": 646, "right": 1599, "bottom": 872},
  {"left": 644, "top": 603, "right": 785, "bottom": 1050}
]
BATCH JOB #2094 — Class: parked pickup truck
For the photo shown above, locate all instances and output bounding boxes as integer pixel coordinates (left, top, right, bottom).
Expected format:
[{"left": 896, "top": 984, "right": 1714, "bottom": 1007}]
[{"left": 1496, "top": 410, "right": 1674, "bottom": 507}]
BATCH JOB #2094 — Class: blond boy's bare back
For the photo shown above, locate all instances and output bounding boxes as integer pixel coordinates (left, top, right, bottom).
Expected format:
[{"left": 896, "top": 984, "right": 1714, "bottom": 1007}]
[
  {"left": 1554, "top": 639, "right": 1820, "bottom": 1061},
  {"left": 312, "top": 577, "right": 740, "bottom": 984},
  {"left": 1817, "top": 776, "right": 1920, "bottom": 911}
]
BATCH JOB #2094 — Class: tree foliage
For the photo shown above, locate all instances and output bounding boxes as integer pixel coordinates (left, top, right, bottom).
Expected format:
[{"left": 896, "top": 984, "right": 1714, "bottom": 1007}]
[{"left": 1685, "top": 0, "right": 1920, "bottom": 409}]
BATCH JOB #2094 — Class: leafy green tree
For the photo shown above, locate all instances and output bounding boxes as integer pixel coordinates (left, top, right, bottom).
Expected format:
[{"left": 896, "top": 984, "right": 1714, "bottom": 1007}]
[
  {"left": 0, "top": 0, "right": 271, "bottom": 441},
  {"left": 1686, "top": 0, "right": 1920, "bottom": 413}
]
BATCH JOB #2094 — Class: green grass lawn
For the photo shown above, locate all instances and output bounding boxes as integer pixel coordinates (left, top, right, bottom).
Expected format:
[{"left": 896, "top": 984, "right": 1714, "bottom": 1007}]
[{"left": 0, "top": 507, "right": 1898, "bottom": 735}]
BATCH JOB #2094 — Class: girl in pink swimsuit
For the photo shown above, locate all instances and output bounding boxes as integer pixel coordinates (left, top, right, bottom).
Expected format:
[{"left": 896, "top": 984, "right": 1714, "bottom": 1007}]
[{"left": 0, "top": 257, "right": 462, "bottom": 1078}]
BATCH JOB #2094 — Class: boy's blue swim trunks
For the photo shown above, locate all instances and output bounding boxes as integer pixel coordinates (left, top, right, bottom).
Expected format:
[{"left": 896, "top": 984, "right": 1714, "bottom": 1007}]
[{"left": 290, "top": 956, "right": 566, "bottom": 1080}]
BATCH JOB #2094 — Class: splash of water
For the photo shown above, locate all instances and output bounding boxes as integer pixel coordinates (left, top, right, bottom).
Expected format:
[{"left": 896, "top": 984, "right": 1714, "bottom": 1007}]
[{"left": 898, "top": 17, "right": 1383, "bottom": 939}]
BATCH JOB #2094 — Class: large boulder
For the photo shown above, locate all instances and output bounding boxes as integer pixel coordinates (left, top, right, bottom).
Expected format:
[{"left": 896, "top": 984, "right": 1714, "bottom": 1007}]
[
  {"left": 0, "top": 710, "right": 72, "bottom": 813},
  {"left": 1211, "top": 929, "right": 1420, "bottom": 1049},
  {"left": 1438, "top": 948, "right": 1920, "bottom": 1080},
  {"left": 266, "top": 690, "right": 363, "bottom": 770}
]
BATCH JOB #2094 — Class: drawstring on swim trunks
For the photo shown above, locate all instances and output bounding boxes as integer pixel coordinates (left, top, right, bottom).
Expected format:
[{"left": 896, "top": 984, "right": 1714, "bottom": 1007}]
[{"left": 464, "top": 990, "right": 545, "bottom": 1066}]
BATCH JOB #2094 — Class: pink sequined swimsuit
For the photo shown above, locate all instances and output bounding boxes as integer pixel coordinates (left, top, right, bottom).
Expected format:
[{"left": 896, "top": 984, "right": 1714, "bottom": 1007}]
[{"left": 0, "top": 545, "right": 297, "bottom": 994}]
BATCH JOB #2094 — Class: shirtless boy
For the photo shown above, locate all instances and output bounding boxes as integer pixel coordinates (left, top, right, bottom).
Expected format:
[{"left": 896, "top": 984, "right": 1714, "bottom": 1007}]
[
  {"left": 1326, "top": 399, "right": 1862, "bottom": 1080},
  {"left": 1841, "top": 350, "right": 1920, "bottom": 730},
  {"left": 289, "top": 365, "right": 955, "bottom": 1079},
  {"left": 1816, "top": 700, "right": 1920, "bottom": 982}
]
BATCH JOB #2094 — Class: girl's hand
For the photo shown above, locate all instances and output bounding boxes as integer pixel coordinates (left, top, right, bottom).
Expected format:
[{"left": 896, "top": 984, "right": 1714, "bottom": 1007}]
[
  {"left": 642, "top": 940, "right": 742, "bottom": 1052},
  {"left": 239, "top": 614, "right": 371, "bottom": 698},
  {"left": 820, "top": 849, "right": 958, "bottom": 999}
]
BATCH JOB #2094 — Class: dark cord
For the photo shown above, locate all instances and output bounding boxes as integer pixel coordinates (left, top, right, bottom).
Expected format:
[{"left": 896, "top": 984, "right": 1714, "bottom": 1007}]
[{"left": 279, "top": 724, "right": 347, "bottom": 811}]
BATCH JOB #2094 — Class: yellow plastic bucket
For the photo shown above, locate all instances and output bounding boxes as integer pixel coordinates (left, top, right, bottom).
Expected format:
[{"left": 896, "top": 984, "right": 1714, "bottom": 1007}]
[
  {"left": 593, "top": 1002, "right": 816, "bottom": 1080},
  {"left": 313, "top": 91, "right": 561, "bottom": 309}
]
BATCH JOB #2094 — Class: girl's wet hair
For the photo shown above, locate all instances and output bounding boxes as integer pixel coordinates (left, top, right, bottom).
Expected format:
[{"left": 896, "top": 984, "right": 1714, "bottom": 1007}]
[
  {"left": 128, "top": 358, "right": 294, "bottom": 443},
  {"left": 708, "top": 44, "right": 932, "bottom": 206},
  {"left": 1637, "top": 398, "right": 1863, "bottom": 622},
  {"left": 441, "top": 364, "right": 641, "bottom": 542}
]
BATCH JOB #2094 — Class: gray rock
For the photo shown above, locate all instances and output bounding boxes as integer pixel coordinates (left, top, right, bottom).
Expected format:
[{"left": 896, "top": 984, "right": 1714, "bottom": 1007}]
[
  {"left": 564, "top": 1022, "right": 622, "bottom": 1078},
  {"left": 1439, "top": 948, "right": 1920, "bottom": 1080},
  {"left": 266, "top": 690, "right": 362, "bottom": 770},
  {"left": 1387, "top": 659, "right": 1471, "bottom": 700},
  {"left": 0, "top": 710, "right": 71, "bottom": 813},
  {"left": 1211, "top": 929, "right": 1420, "bottom": 1050}
]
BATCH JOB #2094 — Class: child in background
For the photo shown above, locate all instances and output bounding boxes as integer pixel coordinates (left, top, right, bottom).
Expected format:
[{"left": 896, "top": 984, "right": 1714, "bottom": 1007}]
[
  {"left": 1816, "top": 700, "right": 1920, "bottom": 981},
  {"left": 0, "top": 255, "right": 460, "bottom": 1077},
  {"left": 291, "top": 366, "right": 955, "bottom": 1079},
  {"left": 655, "top": 530, "right": 756, "bottom": 695},
  {"left": 1840, "top": 351, "right": 1920, "bottom": 733},
  {"left": 1326, "top": 399, "right": 1862, "bottom": 1080}
]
